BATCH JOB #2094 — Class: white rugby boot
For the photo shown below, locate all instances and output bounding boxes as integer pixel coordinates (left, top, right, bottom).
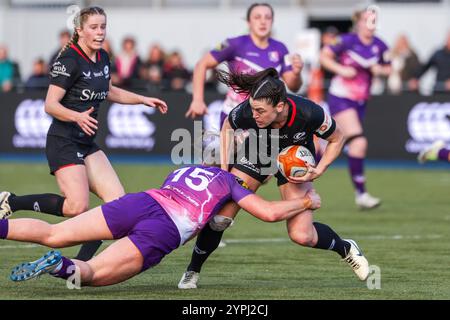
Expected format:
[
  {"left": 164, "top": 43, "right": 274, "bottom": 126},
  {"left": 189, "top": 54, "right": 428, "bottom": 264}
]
[
  {"left": 178, "top": 271, "right": 200, "bottom": 289},
  {"left": 355, "top": 192, "right": 381, "bottom": 210},
  {"left": 342, "top": 239, "right": 370, "bottom": 281},
  {"left": 0, "top": 192, "right": 13, "bottom": 219}
]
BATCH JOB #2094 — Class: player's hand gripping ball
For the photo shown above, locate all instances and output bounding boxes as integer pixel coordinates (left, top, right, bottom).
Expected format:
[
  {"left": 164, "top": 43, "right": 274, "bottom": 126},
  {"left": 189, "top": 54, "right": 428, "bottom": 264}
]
[{"left": 277, "top": 145, "right": 316, "bottom": 179}]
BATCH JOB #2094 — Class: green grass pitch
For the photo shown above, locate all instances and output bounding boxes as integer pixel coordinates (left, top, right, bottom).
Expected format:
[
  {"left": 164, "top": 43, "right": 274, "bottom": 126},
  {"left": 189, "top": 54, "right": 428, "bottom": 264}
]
[{"left": 0, "top": 163, "right": 449, "bottom": 299}]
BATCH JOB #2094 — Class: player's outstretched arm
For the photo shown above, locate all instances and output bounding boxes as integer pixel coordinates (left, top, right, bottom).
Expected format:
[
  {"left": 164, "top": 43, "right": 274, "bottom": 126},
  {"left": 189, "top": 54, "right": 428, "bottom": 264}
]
[
  {"left": 185, "top": 53, "right": 219, "bottom": 119},
  {"left": 281, "top": 53, "right": 303, "bottom": 92},
  {"left": 237, "top": 189, "right": 321, "bottom": 222},
  {"left": 107, "top": 80, "right": 168, "bottom": 114}
]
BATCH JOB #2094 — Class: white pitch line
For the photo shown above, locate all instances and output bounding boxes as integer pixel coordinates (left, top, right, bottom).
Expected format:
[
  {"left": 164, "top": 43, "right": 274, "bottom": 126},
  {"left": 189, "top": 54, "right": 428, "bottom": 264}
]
[
  {"left": 0, "top": 244, "right": 41, "bottom": 249},
  {"left": 224, "top": 234, "right": 443, "bottom": 244},
  {"left": 0, "top": 234, "right": 444, "bottom": 249}
]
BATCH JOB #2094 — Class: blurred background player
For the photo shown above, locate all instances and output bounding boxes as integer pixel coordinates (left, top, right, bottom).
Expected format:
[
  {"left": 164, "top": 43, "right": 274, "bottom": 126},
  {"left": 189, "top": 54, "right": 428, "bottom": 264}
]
[
  {"left": 320, "top": 8, "right": 391, "bottom": 210},
  {"left": 179, "top": 68, "right": 369, "bottom": 289},
  {"left": 1, "top": 165, "right": 323, "bottom": 287},
  {"left": 418, "top": 140, "right": 450, "bottom": 163},
  {"left": 185, "top": 2, "right": 303, "bottom": 154},
  {"left": 0, "top": 6, "right": 168, "bottom": 262}
]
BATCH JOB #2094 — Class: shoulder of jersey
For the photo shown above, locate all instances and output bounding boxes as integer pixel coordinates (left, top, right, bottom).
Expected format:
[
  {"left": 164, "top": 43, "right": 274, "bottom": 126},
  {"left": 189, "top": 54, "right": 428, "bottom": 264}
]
[
  {"left": 57, "top": 46, "right": 78, "bottom": 60},
  {"left": 268, "top": 37, "right": 288, "bottom": 48},
  {"left": 288, "top": 94, "right": 317, "bottom": 114},
  {"left": 373, "top": 36, "right": 388, "bottom": 48}
]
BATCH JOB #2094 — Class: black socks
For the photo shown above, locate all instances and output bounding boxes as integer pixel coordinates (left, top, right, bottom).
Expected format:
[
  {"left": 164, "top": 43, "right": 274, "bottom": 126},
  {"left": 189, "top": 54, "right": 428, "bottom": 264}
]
[
  {"left": 9, "top": 193, "right": 65, "bottom": 217},
  {"left": 313, "top": 222, "right": 351, "bottom": 258},
  {"left": 187, "top": 223, "right": 224, "bottom": 273}
]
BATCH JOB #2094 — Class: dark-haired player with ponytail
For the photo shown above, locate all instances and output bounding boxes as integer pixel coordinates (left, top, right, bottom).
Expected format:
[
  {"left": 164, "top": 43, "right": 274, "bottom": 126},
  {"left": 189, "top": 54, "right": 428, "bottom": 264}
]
[
  {"left": 0, "top": 6, "right": 167, "bottom": 261},
  {"left": 178, "top": 68, "right": 370, "bottom": 289}
]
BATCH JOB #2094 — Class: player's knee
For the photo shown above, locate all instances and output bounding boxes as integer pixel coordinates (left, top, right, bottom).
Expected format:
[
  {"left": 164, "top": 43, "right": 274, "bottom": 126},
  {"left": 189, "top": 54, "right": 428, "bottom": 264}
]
[
  {"left": 209, "top": 215, "right": 234, "bottom": 232},
  {"left": 347, "top": 135, "right": 368, "bottom": 153},
  {"left": 44, "top": 225, "right": 67, "bottom": 248},
  {"left": 289, "top": 230, "right": 315, "bottom": 247},
  {"left": 63, "top": 199, "right": 89, "bottom": 217}
]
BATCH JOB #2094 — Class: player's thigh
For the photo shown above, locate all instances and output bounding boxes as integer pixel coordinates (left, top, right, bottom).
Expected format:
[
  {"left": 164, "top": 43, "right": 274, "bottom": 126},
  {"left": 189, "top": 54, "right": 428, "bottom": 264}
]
[
  {"left": 279, "top": 182, "right": 315, "bottom": 235},
  {"left": 86, "top": 236, "right": 144, "bottom": 286},
  {"left": 52, "top": 206, "right": 114, "bottom": 246},
  {"left": 55, "top": 165, "right": 90, "bottom": 214},
  {"left": 333, "top": 108, "right": 363, "bottom": 138},
  {"left": 85, "top": 150, "right": 125, "bottom": 202}
]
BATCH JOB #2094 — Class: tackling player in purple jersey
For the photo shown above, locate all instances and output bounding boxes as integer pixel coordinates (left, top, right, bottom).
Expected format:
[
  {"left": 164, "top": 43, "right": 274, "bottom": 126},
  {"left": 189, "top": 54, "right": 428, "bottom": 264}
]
[
  {"left": 185, "top": 3, "right": 303, "bottom": 133},
  {"left": 0, "top": 166, "right": 320, "bottom": 287},
  {"left": 320, "top": 9, "right": 391, "bottom": 210}
]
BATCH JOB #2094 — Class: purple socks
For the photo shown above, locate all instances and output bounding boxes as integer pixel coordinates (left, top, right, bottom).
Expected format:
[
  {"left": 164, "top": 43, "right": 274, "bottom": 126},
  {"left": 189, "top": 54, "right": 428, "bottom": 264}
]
[
  {"left": 0, "top": 220, "right": 8, "bottom": 239},
  {"left": 348, "top": 156, "right": 366, "bottom": 194},
  {"left": 51, "top": 256, "right": 76, "bottom": 280}
]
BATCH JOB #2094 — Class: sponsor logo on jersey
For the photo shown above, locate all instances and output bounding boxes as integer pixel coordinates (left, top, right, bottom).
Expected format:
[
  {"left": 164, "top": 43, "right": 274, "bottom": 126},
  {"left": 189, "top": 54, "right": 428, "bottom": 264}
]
[
  {"left": 268, "top": 51, "right": 279, "bottom": 62},
  {"left": 82, "top": 71, "right": 91, "bottom": 79},
  {"left": 104, "top": 65, "right": 110, "bottom": 79},
  {"left": 293, "top": 132, "right": 306, "bottom": 142},
  {"left": 269, "top": 133, "right": 288, "bottom": 139},
  {"left": 246, "top": 52, "right": 260, "bottom": 57},
  {"left": 106, "top": 103, "right": 156, "bottom": 151},
  {"left": 12, "top": 99, "right": 52, "bottom": 149},
  {"left": 406, "top": 102, "right": 450, "bottom": 153},
  {"left": 238, "top": 156, "right": 261, "bottom": 174},
  {"left": 50, "top": 61, "right": 70, "bottom": 77},
  {"left": 93, "top": 71, "right": 104, "bottom": 77},
  {"left": 80, "top": 89, "right": 109, "bottom": 101}
]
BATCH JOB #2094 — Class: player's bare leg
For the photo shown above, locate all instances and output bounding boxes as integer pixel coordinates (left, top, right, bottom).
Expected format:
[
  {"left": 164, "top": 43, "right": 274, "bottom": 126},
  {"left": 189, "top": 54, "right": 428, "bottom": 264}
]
[{"left": 280, "top": 181, "right": 369, "bottom": 280}]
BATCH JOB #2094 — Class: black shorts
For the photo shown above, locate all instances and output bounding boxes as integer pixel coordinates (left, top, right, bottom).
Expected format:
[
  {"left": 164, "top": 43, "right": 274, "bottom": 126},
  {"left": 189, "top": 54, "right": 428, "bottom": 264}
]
[
  {"left": 232, "top": 138, "right": 288, "bottom": 186},
  {"left": 46, "top": 135, "right": 101, "bottom": 175}
]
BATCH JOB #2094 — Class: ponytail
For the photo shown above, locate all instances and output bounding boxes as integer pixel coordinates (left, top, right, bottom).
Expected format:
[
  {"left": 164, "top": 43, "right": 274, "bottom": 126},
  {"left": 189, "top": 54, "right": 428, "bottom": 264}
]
[
  {"left": 55, "top": 31, "right": 79, "bottom": 61},
  {"left": 217, "top": 67, "right": 287, "bottom": 106}
]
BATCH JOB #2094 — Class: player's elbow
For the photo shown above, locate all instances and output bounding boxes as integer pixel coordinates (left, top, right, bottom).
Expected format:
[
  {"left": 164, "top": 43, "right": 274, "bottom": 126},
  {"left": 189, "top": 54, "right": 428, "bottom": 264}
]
[
  {"left": 44, "top": 101, "right": 55, "bottom": 115},
  {"left": 261, "top": 204, "right": 282, "bottom": 223}
]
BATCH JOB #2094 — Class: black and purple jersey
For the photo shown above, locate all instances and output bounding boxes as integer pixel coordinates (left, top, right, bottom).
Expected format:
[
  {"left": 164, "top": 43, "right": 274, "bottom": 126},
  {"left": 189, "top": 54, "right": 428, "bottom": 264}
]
[{"left": 48, "top": 43, "right": 111, "bottom": 145}]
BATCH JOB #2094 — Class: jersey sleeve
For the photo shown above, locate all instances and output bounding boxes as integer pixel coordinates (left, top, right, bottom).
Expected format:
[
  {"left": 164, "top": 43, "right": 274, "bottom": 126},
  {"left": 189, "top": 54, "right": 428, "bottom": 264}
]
[
  {"left": 279, "top": 43, "right": 293, "bottom": 75},
  {"left": 228, "top": 175, "right": 253, "bottom": 203},
  {"left": 210, "top": 37, "right": 237, "bottom": 63},
  {"left": 228, "top": 101, "right": 254, "bottom": 130},
  {"left": 49, "top": 56, "right": 80, "bottom": 90},
  {"left": 310, "top": 104, "right": 336, "bottom": 139},
  {"left": 327, "top": 34, "right": 351, "bottom": 57}
]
